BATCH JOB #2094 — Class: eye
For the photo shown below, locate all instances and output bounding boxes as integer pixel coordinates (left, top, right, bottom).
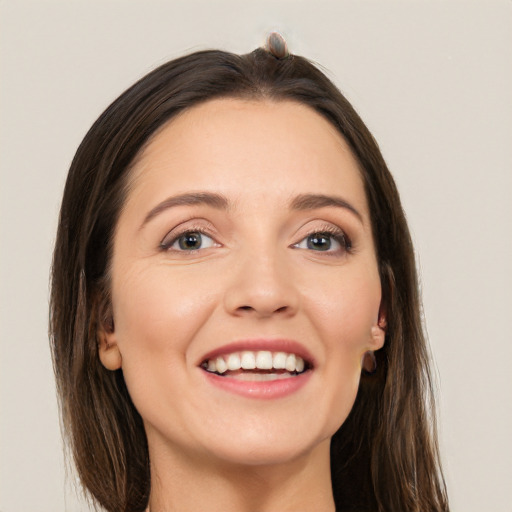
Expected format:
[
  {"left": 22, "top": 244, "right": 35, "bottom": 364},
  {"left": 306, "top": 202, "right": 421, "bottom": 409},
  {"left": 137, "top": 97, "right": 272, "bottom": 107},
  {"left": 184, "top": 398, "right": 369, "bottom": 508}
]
[
  {"left": 294, "top": 230, "right": 351, "bottom": 254},
  {"left": 161, "top": 230, "right": 217, "bottom": 252}
]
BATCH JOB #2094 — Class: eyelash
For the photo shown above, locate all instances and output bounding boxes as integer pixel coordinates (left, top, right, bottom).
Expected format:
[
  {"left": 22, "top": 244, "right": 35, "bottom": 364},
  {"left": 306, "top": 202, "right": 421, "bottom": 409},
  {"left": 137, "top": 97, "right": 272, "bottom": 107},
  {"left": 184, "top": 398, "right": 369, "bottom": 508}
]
[
  {"left": 159, "top": 225, "right": 352, "bottom": 255},
  {"left": 159, "top": 224, "right": 217, "bottom": 252},
  {"left": 293, "top": 225, "right": 352, "bottom": 255}
]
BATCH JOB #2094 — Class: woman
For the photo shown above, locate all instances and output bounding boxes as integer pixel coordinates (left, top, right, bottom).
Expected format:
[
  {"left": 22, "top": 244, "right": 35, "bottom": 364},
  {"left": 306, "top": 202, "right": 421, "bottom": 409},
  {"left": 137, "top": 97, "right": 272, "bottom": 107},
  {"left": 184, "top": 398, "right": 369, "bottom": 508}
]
[{"left": 50, "top": 33, "right": 449, "bottom": 512}]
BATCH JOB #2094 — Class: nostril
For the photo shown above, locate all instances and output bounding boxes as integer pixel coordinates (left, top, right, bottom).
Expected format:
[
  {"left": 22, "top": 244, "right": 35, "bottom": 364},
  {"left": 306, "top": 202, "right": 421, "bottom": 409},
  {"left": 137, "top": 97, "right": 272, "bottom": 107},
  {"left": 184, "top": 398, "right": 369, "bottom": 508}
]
[{"left": 237, "top": 305, "right": 289, "bottom": 314}]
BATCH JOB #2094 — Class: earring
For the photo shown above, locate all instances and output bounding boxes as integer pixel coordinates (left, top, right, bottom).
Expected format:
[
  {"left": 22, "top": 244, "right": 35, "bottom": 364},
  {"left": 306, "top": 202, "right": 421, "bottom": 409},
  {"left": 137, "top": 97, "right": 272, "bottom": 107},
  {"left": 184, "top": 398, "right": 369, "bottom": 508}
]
[{"left": 362, "top": 351, "right": 377, "bottom": 374}]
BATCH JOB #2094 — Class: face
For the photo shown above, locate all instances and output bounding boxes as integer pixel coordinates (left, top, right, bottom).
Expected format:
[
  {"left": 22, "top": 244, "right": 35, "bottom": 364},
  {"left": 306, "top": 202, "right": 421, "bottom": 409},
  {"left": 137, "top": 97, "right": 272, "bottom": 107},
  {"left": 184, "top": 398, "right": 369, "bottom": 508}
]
[{"left": 100, "top": 99, "right": 384, "bottom": 468}]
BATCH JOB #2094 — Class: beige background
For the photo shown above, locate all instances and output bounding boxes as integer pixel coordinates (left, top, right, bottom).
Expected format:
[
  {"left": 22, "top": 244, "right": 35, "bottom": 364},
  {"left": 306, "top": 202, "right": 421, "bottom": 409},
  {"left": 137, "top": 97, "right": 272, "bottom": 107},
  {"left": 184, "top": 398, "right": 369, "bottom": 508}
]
[{"left": 1, "top": 1, "right": 511, "bottom": 511}]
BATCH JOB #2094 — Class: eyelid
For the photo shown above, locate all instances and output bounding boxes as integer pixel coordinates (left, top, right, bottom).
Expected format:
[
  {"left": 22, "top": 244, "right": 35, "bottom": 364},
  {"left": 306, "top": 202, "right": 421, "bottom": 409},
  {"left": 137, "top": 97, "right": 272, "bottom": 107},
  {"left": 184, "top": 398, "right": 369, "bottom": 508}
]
[
  {"left": 159, "top": 220, "right": 219, "bottom": 251},
  {"left": 165, "top": 231, "right": 217, "bottom": 252},
  {"left": 158, "top": 219, "right": 352, "bottom": 254},
  {"left": 296, "top": 222, "right": 348, "bottom": 240},
  {"left": 292, "top": 223, "right": 352, "bottom": 254}
]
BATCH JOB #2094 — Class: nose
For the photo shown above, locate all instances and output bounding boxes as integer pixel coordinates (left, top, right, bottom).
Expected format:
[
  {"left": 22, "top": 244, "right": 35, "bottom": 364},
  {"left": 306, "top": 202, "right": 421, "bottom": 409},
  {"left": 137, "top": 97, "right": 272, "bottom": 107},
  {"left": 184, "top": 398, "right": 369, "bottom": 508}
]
[{"left": 223, "top": 247, "right": 299, "bottom": 318}]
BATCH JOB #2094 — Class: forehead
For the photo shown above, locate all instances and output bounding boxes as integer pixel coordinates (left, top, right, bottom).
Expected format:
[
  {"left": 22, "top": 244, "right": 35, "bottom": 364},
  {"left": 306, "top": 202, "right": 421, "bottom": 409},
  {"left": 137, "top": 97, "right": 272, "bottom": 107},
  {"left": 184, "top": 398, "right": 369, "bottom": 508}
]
[{"left": 127, "top": 98, "right": 368, "bottom": 218}]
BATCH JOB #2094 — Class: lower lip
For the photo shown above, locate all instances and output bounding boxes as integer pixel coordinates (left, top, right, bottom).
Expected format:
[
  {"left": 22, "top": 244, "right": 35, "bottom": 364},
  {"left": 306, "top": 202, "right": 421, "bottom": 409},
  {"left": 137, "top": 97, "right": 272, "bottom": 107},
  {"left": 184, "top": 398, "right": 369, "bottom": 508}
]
[{"left": 202, "top": 370, "right": 312, "bottom": 399}]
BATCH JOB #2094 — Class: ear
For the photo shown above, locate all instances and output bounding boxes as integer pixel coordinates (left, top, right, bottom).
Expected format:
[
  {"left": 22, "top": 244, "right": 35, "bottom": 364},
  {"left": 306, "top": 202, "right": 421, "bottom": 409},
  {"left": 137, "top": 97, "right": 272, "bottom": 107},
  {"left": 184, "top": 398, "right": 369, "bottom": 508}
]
[
  {"left": 369, "top": 308, "right": 387, "bottom": 350},
  {"left": 97, "top": 307, "right": 122, "bottom": 371},
  {"left": 370, "top": 324, "right": 386, "bottom": 350}
]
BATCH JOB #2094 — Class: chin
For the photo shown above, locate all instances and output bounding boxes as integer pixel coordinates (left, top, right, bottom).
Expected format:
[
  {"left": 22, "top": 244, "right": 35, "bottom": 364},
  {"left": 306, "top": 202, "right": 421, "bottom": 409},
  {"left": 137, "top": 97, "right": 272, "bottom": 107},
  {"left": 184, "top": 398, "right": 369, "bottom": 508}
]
[
  {"left": 206, "top": 439, "right": 327, "bottom": 469},
  {"left": 194, "top": 417, "right": 338, "bottom": 469}
]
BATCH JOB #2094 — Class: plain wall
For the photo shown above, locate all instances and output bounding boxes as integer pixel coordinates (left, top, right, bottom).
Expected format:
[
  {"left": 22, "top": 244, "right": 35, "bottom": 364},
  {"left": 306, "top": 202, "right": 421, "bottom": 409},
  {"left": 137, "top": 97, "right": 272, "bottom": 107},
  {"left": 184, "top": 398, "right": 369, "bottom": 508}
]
[{"left": 1, "top": 1, "right": 511, "bottom": 510}]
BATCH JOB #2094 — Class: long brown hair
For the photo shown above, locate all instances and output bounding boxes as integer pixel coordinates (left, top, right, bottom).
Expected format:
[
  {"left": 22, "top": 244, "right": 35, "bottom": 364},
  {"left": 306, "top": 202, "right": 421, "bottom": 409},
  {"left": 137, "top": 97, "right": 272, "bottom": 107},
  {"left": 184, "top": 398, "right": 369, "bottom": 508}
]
[{"left": 50, "top": 46, "right": 449, "bottom": 512}]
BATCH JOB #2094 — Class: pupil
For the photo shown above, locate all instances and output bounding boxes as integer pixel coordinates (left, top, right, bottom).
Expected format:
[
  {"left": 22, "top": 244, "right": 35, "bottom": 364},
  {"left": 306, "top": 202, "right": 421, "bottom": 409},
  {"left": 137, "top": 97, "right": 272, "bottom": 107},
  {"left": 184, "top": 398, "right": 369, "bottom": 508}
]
[
  {"left": 179, "top": 232, "right": 202, "bottom": 250},
  {"left": 307, "top": 234, "right": 331, "bottom": 251}
]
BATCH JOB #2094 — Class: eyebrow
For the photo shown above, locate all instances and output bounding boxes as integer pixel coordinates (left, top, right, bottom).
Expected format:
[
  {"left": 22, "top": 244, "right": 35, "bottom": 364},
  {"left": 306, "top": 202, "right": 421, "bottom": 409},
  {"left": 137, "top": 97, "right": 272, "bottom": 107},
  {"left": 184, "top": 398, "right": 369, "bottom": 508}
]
[
  {"left": 141, "top": 191, "right": 362, "bottom": 229},
  {"left": 289, "top": 194, "right": 362, "bottom": 221},
  {"left": 141, "top": 192, "right": 229, "bottom": 228}
]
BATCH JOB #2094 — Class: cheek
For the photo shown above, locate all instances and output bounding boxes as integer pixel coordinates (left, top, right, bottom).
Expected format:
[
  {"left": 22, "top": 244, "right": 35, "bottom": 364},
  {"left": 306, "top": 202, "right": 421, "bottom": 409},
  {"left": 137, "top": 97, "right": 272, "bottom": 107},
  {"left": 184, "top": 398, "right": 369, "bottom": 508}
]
[
  {"left": 307, "top": 270, "right": 381, "bottom": 355},
  {"left": 110, "top": 265, "right": 219, "bottom": 378},
  {"left": 300, "top": 267, "right": 381, "bottom": 433},
  {"left": 109, "top": 266, "right": 221, "bottom": 427}
]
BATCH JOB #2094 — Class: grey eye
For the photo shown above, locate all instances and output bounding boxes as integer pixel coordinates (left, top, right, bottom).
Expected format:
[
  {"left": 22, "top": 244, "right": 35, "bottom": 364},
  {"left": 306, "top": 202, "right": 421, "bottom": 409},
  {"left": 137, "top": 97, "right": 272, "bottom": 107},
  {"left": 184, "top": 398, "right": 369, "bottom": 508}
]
[
  {"left": 294, "top": 231, "right": 348, "bottom": 253},
  {"left": 306, "top": 233, "right": 333, "bottom": 251},
  {"left": 164, "top": 231, "right": 216, "bottom": 251}
]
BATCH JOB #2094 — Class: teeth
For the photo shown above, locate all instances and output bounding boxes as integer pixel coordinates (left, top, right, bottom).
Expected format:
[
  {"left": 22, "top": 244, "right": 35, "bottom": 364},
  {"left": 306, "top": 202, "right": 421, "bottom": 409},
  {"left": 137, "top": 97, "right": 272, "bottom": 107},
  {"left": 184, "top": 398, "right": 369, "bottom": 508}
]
[
  {"left": 285, "top": 354, "right": 296, "bottom": 372},
  {"left": 241, "top": 351, "right": 256, "bottom": 369},
  {"left": 230, "top": 372, "right": 295, "bottom": 381},
  {"left": 203, "top": 350, "right": 308, "bottom": 375},
  {"left": 227, "top": 353, "right": 241, "bottom": 371},
  {"left": 273, "top": 352, "right": 287, "bottom": 369},
  {"left": 255, "top": 351, "right": 273, "bottom": 370},
  {"left": 215, "top": 357, "right": 227, "bottom": 374}
]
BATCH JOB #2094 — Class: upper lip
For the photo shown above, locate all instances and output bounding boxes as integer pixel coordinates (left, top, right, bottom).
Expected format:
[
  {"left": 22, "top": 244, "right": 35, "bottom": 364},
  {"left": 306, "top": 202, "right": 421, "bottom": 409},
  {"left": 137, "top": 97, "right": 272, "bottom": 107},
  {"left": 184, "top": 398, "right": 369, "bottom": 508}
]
[{"left": 198, "top": 338, "right": 316, "bottom": 368}]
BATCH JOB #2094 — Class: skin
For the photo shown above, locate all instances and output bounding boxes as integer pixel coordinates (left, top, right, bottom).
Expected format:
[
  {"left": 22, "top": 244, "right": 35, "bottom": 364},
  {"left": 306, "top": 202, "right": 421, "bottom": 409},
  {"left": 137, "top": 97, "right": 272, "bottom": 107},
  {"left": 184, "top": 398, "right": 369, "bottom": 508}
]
[{"left": 99, "top": 98, "right": 385, "bottom": 512}]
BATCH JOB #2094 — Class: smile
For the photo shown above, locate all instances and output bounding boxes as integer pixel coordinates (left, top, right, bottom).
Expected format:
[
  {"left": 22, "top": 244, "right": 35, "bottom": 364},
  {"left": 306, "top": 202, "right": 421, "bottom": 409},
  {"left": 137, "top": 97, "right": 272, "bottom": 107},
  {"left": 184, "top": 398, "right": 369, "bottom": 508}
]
[
  {"left": 201, "top": 350, "right": 309, "bottom": 379},
  {"left": 198, "top": 340, "right": 314, "bottom": 398}
]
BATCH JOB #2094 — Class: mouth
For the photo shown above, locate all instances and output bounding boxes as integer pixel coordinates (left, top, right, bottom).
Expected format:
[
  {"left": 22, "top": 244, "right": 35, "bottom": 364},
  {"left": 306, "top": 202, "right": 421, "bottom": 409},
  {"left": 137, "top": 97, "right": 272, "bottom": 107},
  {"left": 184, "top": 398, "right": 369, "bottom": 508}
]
[{"left": 200, "top": 350, "right": 312, "bottom": 381}]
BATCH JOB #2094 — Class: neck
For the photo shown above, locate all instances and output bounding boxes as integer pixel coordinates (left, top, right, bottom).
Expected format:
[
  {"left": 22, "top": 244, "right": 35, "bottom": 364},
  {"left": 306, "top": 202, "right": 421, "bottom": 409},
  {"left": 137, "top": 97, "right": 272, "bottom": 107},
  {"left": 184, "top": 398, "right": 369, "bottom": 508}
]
[{"left": 146, "top": 436, "right": 336, "bottom": 512}]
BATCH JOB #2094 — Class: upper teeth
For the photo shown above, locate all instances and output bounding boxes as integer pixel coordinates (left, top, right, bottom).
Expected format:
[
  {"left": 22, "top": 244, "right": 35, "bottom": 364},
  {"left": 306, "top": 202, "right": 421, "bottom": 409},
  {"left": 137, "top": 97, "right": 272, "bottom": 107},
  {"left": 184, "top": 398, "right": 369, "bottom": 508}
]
[{"left": 204, "top": 351, "right": 306, "bottom": 374}]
